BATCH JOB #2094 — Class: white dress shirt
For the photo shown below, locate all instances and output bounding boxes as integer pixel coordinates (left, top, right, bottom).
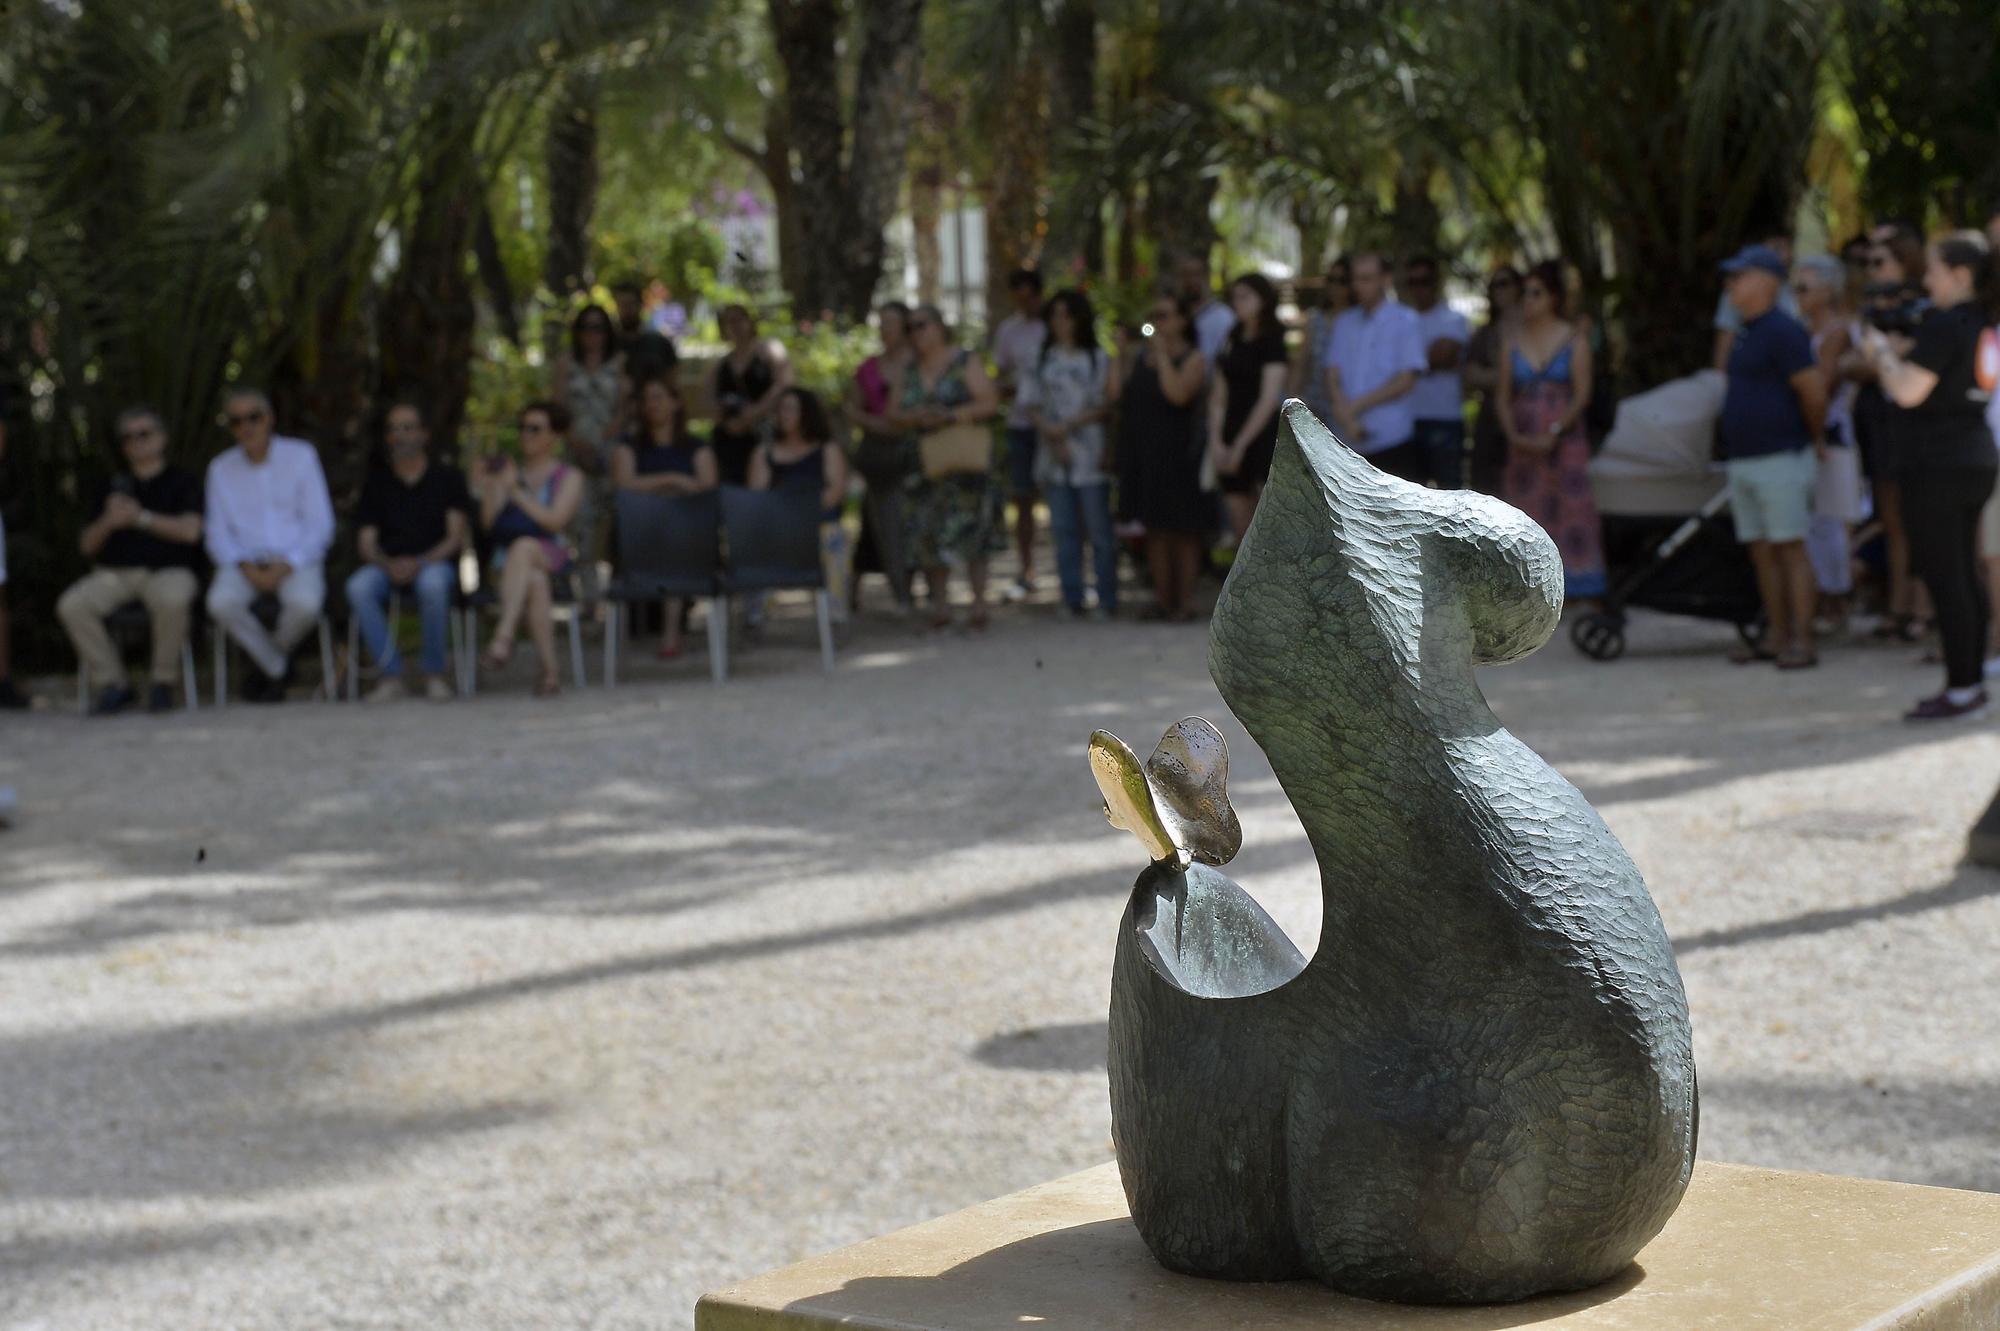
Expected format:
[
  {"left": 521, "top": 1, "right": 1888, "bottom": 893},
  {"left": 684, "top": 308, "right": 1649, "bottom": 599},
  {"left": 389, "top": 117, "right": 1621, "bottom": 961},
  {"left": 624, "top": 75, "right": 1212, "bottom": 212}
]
[{"left": 204, "top": 435, "right": 335, "bottom": 569}]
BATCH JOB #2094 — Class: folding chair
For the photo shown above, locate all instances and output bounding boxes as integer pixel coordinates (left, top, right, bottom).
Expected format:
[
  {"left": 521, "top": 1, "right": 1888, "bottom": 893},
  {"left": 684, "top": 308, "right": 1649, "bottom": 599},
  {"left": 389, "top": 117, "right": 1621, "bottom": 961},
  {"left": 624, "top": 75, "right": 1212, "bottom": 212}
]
[
  {"left": 603, "top": 491, "right": 727, "bottom": 687},
  {"left": 718, "top": 486, "right": 836, "bottom": 676}
]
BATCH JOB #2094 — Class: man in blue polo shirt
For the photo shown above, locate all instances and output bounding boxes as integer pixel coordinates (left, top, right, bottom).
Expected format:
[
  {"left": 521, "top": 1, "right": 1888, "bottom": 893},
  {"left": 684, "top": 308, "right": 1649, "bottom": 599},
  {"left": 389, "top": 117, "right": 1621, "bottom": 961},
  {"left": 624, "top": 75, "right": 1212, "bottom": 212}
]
[{"left": 1719, "top": 242, "right": 1828, "bottom": 670}]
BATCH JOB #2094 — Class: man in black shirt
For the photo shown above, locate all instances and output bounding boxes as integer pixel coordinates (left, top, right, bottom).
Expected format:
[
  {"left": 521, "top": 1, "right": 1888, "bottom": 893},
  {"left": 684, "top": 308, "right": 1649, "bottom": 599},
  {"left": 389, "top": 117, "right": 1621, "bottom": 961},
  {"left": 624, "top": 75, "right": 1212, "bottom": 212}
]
[
  {"left": 57, "top": 405, "right": 206, "bottom": 714},
  {"left": 344, "top": 399, "right": 470, "bottom": 702},
  {"left": 613, "top": 278, "right": 679, "bottom": 384}
]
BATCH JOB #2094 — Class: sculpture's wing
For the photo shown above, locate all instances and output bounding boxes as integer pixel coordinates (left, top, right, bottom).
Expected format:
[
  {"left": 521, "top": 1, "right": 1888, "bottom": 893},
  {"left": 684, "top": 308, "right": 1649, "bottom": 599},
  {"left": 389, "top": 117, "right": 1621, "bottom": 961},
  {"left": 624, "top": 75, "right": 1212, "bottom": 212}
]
[
  {"left": 1145, "top": 717, "right": 1242, "bottom": 867},
  {"left": 1089, "top": 729, "right": 1181, "bottom": 864}
]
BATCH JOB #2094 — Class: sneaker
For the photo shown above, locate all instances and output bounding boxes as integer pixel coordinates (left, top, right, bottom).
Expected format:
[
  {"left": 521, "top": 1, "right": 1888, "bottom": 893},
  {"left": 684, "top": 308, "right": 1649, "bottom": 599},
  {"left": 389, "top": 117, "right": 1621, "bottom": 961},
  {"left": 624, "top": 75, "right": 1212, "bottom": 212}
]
[
  {"left": 147, "top": 684, "right": 175, "bottom": 713},
  {"left": 0, "top": 679, "right": 26, "bottom": 710},
  {"left": 423, "top": 676, "right": 454, "bottom": 702},
  {"left": 90, "top": 685, "right": 136, "bottom": 716},
  {"left": 365, "top": 677, "right": 405, "bottom": 703},
  {"left": 1904, "top": 691, "right": 1989, "bottom": 722},
  {"left": 1003, "top": 578, "right": 1033, "bottom": 603},
  {"left": 1088, "top": 605, "right": 1113, "bottom": 623}
]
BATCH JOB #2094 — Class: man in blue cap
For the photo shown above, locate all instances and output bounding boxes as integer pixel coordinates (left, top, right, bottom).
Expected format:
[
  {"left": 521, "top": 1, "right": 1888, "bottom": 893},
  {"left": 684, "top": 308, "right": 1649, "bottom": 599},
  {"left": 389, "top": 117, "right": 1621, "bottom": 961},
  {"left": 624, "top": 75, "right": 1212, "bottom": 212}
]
[{"left": 1719, "top": 241, "right": 1828, "bottom": 670}]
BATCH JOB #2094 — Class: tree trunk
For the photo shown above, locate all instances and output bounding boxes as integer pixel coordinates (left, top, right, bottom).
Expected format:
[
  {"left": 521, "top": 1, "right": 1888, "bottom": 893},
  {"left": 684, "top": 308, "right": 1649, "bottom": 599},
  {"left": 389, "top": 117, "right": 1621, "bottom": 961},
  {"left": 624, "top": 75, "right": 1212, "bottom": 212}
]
[
  {"left": 381, "top": 115, "right": 482, "bottom": 455},
  {"left": 1147, "top": 169, "right": 1217, "bottom": 275},
  {"left": 980, "top": 60, "right": 1049, "bottom": 321},
  {"left": 1043, "top": 0, "right": 1101, "bottom": 281},
  {"left": 543, "top": 73, "right": 599, "bottom": 300},
  {"left": 769, "top": 0, "right": 924, "bottom": 321},
  {"left": 911, "top": 157, "right": 944, "bottom": 306},
  {"left": 474, "top": 199, "right": 523, "bottom": 347}
]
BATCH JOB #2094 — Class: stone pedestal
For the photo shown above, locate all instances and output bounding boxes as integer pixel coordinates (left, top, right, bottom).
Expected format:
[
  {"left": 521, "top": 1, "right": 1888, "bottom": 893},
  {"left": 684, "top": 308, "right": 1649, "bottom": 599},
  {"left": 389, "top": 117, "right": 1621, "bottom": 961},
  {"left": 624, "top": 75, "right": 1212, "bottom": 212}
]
[{"left": 696, "top": 1161, "right": 2000, "bottom": 1329}]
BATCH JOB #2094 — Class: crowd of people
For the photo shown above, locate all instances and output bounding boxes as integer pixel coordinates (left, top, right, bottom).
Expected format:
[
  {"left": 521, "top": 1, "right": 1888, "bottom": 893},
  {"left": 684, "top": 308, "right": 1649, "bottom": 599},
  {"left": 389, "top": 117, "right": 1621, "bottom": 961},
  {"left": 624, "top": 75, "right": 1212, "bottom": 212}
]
[{"left": 2, "top": 223, "right": 1997, "bottom": 722}]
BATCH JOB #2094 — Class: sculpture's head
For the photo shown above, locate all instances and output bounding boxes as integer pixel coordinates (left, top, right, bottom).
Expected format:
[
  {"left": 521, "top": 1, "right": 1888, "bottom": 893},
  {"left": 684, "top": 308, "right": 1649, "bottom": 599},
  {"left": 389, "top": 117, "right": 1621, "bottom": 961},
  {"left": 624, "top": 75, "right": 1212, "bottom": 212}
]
[{"left": 1213, "top": 403, "right": 1564, "bottom": 693}]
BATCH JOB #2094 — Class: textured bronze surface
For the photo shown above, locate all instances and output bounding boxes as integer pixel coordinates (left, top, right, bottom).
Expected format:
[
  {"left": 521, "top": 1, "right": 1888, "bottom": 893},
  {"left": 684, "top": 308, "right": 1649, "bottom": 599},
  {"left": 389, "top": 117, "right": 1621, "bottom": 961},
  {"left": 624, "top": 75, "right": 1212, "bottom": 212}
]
[{"left": 1097, "top": 402, "right": 1698, "bottom": 1304}]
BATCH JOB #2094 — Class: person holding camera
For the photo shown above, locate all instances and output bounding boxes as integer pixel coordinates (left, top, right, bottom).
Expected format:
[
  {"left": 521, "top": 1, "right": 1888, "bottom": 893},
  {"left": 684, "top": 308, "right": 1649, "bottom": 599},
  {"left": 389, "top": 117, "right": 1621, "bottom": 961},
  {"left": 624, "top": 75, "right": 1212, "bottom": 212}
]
[
  {"left": 1846, "top": 222, "right": 1931, "bottom": 642},
  {"left": 57, "top": 406, "right": 205, "bottom": 714},
  {"left": 1862, "top": 231, "right": 2000, "bottom": 721},
  {"left": 204, "top": 388, "right": 335, "bottom": 703},
  {"left": 706, "top": 305, "right": 793, "bottom": 488}
]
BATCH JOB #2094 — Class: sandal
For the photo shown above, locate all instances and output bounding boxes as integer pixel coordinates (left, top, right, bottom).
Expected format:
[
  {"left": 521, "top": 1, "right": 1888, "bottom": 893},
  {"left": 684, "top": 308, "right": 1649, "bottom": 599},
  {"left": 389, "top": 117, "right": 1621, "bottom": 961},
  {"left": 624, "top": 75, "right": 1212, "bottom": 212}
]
[
  {"left": 480, "top": 644, "right": 513, "bottom": 673},
  {"left": 969, "top": 607, "right": 991, "bottom": 632},
  {"left": 1775, "top": 650, "right": 1818, "bottom": 670},
  {"left": 533, "top": 671, "right": 561, "bottom": 698},
  {"left": 1729, "top": 643, "right": 1777, "bottom": 665}
]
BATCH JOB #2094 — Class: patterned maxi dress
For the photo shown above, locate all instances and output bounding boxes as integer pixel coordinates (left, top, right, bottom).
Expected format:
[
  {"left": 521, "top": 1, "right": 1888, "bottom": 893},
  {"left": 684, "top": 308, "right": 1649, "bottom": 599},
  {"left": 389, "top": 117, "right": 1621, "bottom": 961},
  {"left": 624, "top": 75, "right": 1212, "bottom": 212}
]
[
  {"left": 903, "top": 351, "right": 1004, "bottom": 569},
  {"left": 1501, "top": 341, "right": 1606, "bottom": 599}
]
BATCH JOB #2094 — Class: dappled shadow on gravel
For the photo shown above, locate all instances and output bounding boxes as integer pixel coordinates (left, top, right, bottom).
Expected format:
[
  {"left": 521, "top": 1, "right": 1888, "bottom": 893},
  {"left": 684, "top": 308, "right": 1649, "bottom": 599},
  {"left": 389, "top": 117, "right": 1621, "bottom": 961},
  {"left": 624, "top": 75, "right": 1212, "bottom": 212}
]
[
  {"left": 1703, "top": 1075, "right": 2000, "bottom": 1194},
  {"left": 971, "top": 1021, "right": 1108, "bottom": 1073},
  {"left": 1677, "top": 864, "right": 2000, "bottom": 954},
  {"left": 0, "top": 1013, "right": 548, "bottom": 1201}
]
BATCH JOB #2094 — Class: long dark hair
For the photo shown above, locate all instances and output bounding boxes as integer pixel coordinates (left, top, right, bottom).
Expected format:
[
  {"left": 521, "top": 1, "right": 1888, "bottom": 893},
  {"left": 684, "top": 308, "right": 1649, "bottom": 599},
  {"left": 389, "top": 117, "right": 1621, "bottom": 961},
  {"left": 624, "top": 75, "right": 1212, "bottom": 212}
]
[
  {"left": 634, "top": 373, "right": 689, "bottom": 446},
  {"left": 569, "top": 304, "right": 619, "bottom": 362},
  {"left": 1041, "top": 288, "right": 1101, "bottom": 367},
  {"left": 779, "top": 386, "right": 832, "bottom": 444},
  {"left": 1229, "top": 272, "right": 1282, "bottom": 346}
]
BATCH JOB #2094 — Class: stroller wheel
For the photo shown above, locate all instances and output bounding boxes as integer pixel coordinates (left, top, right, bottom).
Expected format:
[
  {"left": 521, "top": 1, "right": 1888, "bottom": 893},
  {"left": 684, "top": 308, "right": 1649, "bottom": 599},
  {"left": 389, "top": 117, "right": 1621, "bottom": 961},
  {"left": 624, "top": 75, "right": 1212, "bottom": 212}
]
[{"left": 1571, "top": 611, "right": 1627, "bottom": 662}]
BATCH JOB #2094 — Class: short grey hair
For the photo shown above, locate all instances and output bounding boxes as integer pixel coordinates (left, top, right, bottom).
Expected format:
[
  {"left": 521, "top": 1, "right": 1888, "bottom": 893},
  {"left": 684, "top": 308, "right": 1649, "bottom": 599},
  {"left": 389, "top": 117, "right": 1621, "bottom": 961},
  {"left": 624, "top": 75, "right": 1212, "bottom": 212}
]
[
  {"left": 115, "top": 404, "right": 165, "bottom": 437},
  {"left": 224, "top": 385, "right": 273, "bottom": 416}
]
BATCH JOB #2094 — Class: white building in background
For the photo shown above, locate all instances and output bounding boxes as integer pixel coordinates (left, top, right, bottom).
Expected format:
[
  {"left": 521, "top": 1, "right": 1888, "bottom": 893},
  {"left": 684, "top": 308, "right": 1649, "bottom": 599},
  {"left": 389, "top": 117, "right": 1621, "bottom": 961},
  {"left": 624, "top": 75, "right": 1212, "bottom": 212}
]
[{"left": 887, "top": 196, "right": 988, "bottom": 333}]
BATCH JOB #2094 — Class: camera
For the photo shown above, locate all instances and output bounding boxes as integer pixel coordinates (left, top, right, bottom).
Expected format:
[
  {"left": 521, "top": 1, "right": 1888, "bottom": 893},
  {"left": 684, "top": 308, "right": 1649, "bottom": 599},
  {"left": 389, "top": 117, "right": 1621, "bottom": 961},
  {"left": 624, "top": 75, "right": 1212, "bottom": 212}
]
[{"left": 1862, "top": 283, "right": 1933, "bottom": 338}]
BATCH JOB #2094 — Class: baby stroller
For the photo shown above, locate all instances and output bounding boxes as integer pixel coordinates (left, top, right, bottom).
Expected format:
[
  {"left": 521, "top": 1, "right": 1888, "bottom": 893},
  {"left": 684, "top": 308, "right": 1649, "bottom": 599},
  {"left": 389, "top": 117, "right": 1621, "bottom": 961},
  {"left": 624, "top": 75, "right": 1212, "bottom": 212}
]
[{"left": 1569, "top": 371, "right": 1764, "bottom": 661}]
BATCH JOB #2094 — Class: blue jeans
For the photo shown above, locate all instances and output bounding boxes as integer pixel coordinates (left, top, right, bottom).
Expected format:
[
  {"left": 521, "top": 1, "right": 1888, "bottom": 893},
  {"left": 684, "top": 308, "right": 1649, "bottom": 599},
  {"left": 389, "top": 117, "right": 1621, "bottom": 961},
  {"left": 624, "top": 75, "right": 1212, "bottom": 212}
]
[
  {"left": 1047, "top": 481, "right": 1117, "bottom": 612},
  {"left": 346, "top": 560, "right": 455, "bottom": 676}
]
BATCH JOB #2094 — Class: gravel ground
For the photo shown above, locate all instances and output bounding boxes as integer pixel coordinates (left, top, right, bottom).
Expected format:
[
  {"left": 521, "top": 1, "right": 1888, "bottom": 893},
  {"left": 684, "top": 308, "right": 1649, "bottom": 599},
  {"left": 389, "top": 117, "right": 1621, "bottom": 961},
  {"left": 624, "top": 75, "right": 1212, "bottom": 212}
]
[{"left": 1, "top": 590, "right": 1997, "bottom": 1329}]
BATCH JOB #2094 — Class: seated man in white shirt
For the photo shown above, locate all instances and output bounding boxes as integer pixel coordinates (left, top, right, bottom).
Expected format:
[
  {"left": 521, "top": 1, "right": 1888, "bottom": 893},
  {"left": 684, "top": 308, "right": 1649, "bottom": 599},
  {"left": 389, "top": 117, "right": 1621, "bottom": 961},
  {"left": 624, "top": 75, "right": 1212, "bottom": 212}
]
[{"left": 204, "top": 388, "right": 335, "bottom": 703}]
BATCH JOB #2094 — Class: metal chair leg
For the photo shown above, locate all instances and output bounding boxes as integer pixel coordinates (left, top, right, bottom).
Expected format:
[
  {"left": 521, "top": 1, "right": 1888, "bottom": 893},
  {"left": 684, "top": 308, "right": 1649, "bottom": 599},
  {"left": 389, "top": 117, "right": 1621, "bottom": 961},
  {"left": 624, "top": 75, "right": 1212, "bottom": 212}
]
[
  {"left": 815, "top": 588, "right": 835, "bottom": 672},
  {"left": 567, "top": 610, "right": 587, "bottom": 688},
  {"left": 214, "top": 631, "right": 228, "bottom": 709},
  {"left": 708, "top": 595, "right": 729, "bottom": 684},
  {"left": 76, "top": 665, "right": 89, "bottom": 718},
  {"left": 461, "top": 607, "right": 478, "bottom": 696},
  {"left": 181, "top": 642, "right": 198, "bottom": 713},
  {"left": 346, "top": 614, "right": 361, "bottom": 701},
  {"left": 318, "top": 617, "right": 337, "bottom": 703},
  {"left": 603, "top": 602, "right": 619, "bottom": 688}
]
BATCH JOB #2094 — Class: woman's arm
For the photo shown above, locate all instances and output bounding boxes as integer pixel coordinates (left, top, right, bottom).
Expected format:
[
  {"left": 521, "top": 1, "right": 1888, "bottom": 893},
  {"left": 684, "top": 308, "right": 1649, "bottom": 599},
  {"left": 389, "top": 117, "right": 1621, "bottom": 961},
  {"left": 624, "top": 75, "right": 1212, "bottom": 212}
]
[
  {"left": 1496, "top": 334, "right": 1520, "bottom": 446},
  {"left": 820, "top": 443, "right": 848, "bottom": 514},
  {"left": 1866, "top": 328, "right": 1942, "bottom": 408},
  {"left": 507, "top": 468, "right": 583, "bottom": 533},
  {"left": 1230, "top": 363, "right": 1288, "bottom": 459},
  {"left": 747, "top": 341, "right": 794, "bottom": 424},
  {"left": 747, "top": 444, "right": 773, "bottom": 491},
  {"left": 1207, "top": 373, "right": 1227, "bottom": 456},
  {"left": 1556, "top": 333, "right": 1594, "bottom": 433},
  {"left": 954, "top": 357, "right": 1001, "bottom": 423}
]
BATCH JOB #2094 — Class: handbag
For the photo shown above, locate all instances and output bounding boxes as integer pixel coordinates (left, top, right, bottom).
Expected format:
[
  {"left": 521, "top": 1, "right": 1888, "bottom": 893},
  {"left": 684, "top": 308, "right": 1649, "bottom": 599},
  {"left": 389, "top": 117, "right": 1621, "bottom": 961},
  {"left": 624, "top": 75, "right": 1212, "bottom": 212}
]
[{"left": 918, "top": 423, "right": 993, "bottom": 480}]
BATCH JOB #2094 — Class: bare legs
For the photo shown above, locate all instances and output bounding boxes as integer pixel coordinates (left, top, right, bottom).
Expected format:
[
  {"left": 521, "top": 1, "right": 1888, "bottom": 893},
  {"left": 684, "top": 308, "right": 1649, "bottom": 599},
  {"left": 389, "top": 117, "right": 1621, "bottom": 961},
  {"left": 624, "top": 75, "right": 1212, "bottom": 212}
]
[
  {"left": 486, "top": 537, "right": 561, "bottom": 693},
  {"left": 1223, "top": 490, "right": 1259, "bottom": 542},
  {"left": 1012, "top": 492, "right": 1037, "bottom": 591},
  {"left": 924, "top": 561, "right": 992, "bottom": 630},
  {"left": 1878, "top": 479, "right": 1918, "bottom": 631},
  {"left": 1745, "top": 538, "right": 1816, "bottom": 664},
  {"left": 1147, "top": 532, "right": 1205, "bottom": 619}
]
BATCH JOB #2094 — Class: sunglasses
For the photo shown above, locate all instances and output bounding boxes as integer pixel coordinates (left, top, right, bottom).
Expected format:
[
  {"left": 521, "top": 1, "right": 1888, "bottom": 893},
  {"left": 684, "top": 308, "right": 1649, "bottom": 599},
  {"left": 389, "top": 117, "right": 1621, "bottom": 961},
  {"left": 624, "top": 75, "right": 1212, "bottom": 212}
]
[
  {"left": 908, "top": 319, "right": 934, "bottom": 331},
  {"left": 226, "top": 410, "right": 266, "bottom": 426}
]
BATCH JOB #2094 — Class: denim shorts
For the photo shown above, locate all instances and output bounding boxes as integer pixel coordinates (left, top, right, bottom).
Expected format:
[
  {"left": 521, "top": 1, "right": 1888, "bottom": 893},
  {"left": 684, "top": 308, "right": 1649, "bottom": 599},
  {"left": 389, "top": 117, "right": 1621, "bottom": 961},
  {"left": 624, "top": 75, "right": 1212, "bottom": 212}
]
[
  {"left": 1728, "top": 449, "right": 1816, "bottom": 544},
  {"left": 1005, "top": 426, "right": 1039, "bottom": 496}
]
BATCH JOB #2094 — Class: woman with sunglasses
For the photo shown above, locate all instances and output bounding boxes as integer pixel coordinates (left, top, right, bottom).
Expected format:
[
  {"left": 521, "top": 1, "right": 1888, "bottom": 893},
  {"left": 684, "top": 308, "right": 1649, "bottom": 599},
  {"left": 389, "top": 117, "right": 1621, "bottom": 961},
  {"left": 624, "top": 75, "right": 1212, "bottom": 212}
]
[
  {"left": 707, "top": 304, "right": 795, "bottom": 487},
  {"left": 550, "top": 304, "right": 625, "bottom": 616},
  {"left": 1121, "top": 295, "right": 1210, "bottom": 620},
  {"left": 1462, "top": 266, "right": 1524, "bottom": 496},
  {"left": 1497, "top": 260, "right": 1605, "bottom": 605},
  {"left": 477, "top": 401, "right": 584, "bottom": 697},
  {"left": 895, "top": 306, "right": 1003, "bottom": 631},
  {"left": 1293, "top": 258, "right": 1352, "bottom": 429},
  {"left": 1860, "top": 231, "right": 2000, "bottom": 721},
  {"left": 1845, "top": 224, "right": 1931, "bottom": 643}
]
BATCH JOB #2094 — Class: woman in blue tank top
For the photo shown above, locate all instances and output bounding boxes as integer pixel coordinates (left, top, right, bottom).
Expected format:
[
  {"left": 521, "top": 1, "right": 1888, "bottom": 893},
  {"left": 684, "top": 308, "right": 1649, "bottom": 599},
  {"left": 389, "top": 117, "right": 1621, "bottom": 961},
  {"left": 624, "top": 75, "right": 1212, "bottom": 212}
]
[{"left": 749, "top": 387, "right": 852, "bottom": 621}]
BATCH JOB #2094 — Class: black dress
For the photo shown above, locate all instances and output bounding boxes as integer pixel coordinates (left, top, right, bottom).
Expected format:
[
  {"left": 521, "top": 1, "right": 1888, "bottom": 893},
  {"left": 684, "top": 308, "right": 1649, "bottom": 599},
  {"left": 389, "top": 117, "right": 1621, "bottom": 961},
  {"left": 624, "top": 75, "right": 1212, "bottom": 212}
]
[
  {"left": 712, "top": 352, "right": 775, "bottom": 486},
  {"left": 1216, "top": 327, "right": 1288, "bottom": 494},
  {"left": 1122, "top": 348, "right": 1209, "bottom": 533}
]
